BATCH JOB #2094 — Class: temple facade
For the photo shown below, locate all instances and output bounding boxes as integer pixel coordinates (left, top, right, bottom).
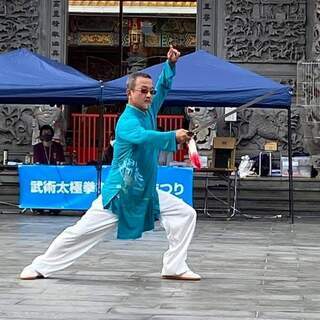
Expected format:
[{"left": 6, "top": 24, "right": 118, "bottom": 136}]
[{"left": 1, "top": 0, "right": 320, "bottom": 160}]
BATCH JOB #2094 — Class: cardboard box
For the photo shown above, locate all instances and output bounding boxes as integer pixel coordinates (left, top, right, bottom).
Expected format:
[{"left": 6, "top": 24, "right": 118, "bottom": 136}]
[
  {"left": 212, "top": 137, "right": 236, "bottom": 171},
  {"left": 264, "top": 141, "right": 278, "bottom": 151},
  {"left": 213, "top": 137, "right": 236, "bottom": 149}
]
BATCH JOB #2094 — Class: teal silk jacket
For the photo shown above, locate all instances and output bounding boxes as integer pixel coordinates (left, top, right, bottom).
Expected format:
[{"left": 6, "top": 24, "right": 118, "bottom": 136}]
[{"left": 102, "top": 61, "right": 177, "bottom": 239}]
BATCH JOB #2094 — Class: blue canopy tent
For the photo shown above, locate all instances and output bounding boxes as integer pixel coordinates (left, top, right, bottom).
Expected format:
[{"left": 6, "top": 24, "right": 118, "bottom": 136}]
[
  {"left": 102, "top": 50, "right": 291, "bottom": 108},
  {"left": 103, "top": 50, "right": 295, "bottom": 222},
  {"left": 0, "top": 48, "right": 107, "bottom": 211},
  {"left": 0, "top": 48, "right": 102, "bottom": 105}
]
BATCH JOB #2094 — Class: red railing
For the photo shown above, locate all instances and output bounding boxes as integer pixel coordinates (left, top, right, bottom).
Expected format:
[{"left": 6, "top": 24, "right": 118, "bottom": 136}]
[
  {"left": 103, "top": 113, "right": 118, "bottom": 149},
  {"left": 72, "top": 113, "right": 99, "bottom": 164},
  {"left": 158, "top": 115, "right": 187, "bottom": 162},
  {"left": 71, "top": 113, "right": 187, "bottom": 164}
]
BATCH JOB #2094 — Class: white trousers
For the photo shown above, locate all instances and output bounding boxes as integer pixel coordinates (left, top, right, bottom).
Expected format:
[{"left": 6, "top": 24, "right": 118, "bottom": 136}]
[{"left": 29, "top": 190, "right": 197, "bottom": 277}]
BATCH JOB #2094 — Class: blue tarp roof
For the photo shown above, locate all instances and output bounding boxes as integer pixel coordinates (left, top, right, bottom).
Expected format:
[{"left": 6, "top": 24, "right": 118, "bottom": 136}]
[
  {"left": 0, "top": 48, "right": 101, "bottom": 105},
  {"left": 103, "top": 50, "right": 292, "bottom": 109}
]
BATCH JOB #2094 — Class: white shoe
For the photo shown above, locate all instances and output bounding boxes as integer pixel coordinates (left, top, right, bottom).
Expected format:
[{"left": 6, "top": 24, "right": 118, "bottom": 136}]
[
  {"left": 19, "top": 266, "right": 44, "bottom": 280},
  {"left": 161, "top": 270, "right": 201, "bottom": 281}
]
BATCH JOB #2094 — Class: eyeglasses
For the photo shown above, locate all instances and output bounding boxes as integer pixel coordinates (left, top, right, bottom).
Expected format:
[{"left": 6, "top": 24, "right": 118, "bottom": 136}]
[{"left": 133, "top": 88, "right": 157, "bottom": 95}]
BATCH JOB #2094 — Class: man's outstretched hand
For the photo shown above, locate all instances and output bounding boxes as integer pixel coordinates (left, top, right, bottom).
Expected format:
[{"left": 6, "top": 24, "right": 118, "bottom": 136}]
[
  {"left": 167, "top": 45, "right": 180, "bottom": 64},
  {"left": 176, "top": 129, "right": 191, "bottom": 144}
]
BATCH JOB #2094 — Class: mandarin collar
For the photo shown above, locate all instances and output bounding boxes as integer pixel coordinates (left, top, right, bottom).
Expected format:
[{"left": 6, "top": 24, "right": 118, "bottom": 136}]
[{"left": 126, "top": 103, "right": 148, "bottom": 117}]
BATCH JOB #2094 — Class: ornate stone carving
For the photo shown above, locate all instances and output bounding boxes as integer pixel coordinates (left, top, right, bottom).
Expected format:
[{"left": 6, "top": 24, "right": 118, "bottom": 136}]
[
  {"left": 0, "top": 105, "right": 34, "bottom": 146},
  {"left": 184, "top": 105, "right": 304, "bottom": 155},
  {"left": 230, "top": 108, "right": 304, "bottom": 153},
  {"left": 0, "top": 1, "right": 68, "bottom": 152},
  {"left": 32, "top": 105, "right": 66, "bottom": 145},
  {"left": 0, "top": 104, "right": 66, "bottom": 147},
  {"left": 0, "top": 0, "right": 40, "bottom": 151},
  {"left": 300, "top": 105, "right": 320, "bottom": 155},
  {"left": 185, "top": 106, "right": 218, "bottom": 150},
  {"left": 312, "top": 0, "right": 320, "bottom": 60},
  {"left": 0, "top": 0, "right": 40, "bottom": 52},
  {"left": 225, "top": 0, "right": 306, "bottom": 62},
  {"left": 235, "top": 109, "right": 288, "bottom": 146}
]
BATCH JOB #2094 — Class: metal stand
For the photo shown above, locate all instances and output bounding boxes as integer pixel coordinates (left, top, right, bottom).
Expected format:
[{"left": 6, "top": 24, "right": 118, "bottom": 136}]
[
  {"left": 287, "top": 107, "right": 294, "bottom": 223},
  {"left": 198, "top": 169, "right": 239, "bottom": 218},
  {"left": 227, "top": 171, "right": 242, "bottom": 219}
]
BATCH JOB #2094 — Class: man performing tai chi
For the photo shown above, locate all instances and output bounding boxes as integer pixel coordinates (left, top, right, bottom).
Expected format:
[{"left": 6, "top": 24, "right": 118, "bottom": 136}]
[{"left": 20, "top": 46, "right": 201, "bottom": 281}]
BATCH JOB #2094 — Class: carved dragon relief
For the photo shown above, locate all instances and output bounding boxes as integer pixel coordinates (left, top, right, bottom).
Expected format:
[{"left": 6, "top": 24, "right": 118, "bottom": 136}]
[
  {"left": 230, "top": 108, "right": 304, "bottom": 153},
  {"left": 224, "top": 0, "right": 306, "bottom": 62},
  {"left": 0, "top": 0, "right": 40, "bottom": 52},
  {"left": 0, "top": 105, "right": 34, "bottom": 146},
  {"left": 184, "top": 105, "right": 304, "bottom": 155},
  {"left": 0, "top": 0, "right": 40, "bottom": 148}
]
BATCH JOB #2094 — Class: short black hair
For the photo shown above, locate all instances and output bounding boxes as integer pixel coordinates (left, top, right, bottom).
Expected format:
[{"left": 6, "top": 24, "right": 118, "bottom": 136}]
[
  {"left": 40, "top": 124, "right": 54, "bottom": 136},
  {"left": 126, "top": 72, "right": 152, "bottom": 90}
]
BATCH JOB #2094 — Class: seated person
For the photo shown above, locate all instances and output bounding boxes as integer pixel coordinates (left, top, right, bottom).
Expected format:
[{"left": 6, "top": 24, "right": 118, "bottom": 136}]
[
  {"left": 33, "top": 125, "right": 65, "bottom": 165},
  {"left": 33, "top": 125, "right": 64, "bottom": 215}
]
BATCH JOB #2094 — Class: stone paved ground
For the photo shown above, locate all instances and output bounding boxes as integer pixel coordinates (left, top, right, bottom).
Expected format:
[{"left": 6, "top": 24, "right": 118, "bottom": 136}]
[{"left": 1, "top": 213, "right": 320, "bottom": 320}]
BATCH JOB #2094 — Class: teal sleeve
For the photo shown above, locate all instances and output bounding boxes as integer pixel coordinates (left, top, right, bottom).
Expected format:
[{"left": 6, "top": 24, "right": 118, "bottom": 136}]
[
  {"left": 151, "top": 61, "right": 175, "bottom": 117},
  {"left": 118, "top": 119, "right": 177, "bottom": 152}
]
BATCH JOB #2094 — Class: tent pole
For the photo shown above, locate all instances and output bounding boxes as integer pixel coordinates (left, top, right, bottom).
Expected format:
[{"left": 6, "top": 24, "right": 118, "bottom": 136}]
[
  {"left": 287, "top": 107, "right": 294, "bottom": 223},
  {"left": 119, "top": 0, "right": 124, "bottom": 76},
  {"left": 97, "top": 81, "right": 104, "bottom": 195}
]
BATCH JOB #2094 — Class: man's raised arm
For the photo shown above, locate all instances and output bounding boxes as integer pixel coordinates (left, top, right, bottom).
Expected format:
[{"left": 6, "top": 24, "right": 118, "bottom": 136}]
[{"left": 151, "top": 45, "right": 181, "bottom": 116}]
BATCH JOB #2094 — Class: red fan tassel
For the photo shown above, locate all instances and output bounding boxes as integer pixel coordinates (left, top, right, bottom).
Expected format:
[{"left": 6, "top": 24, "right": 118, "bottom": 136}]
[{"left": 188, "top": 138, "right": 201, "bottom": 169}]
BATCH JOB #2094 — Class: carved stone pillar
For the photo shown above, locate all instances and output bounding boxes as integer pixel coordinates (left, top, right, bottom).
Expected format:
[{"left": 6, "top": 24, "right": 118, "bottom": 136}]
[
  {"left": 0, "top": 0, "right": 68, "bottom": 158},
  {"left": 196, "top": 0, "right": 217, "bottom": 54}
]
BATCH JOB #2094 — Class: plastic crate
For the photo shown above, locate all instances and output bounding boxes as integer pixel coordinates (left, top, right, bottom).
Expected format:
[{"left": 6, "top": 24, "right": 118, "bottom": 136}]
[{"left": 281, "top": 156, "right": 312, "bottom": 177}]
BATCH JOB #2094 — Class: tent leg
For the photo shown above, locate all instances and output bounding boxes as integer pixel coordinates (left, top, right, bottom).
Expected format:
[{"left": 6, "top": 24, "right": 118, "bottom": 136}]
[
  {"left": 119, "top": 0, "right": 124, "bottom": 76},
  {"left": 97, "top": 83, "right": 104, "bottom": 195},
  {"left": 287, "top": 107, "right": 294, "bottom": 223}
]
